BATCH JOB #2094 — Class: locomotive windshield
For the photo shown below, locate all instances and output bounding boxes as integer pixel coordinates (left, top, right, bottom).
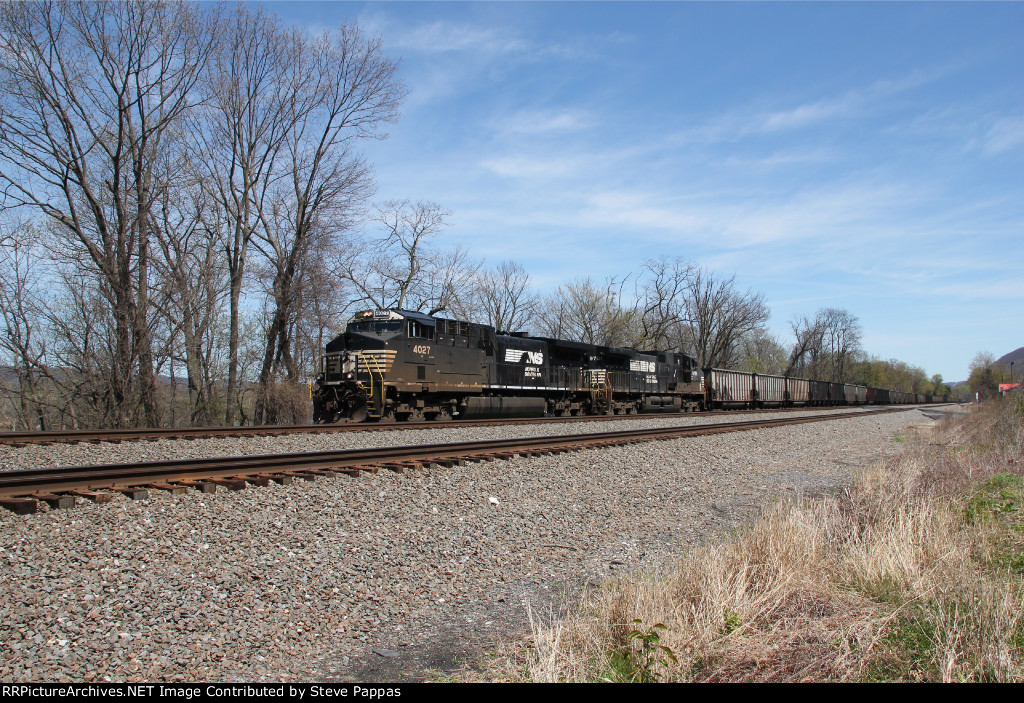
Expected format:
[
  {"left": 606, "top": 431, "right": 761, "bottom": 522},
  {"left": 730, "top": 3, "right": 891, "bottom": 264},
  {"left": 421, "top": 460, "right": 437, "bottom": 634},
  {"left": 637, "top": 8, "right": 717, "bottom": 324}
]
[{"left": 347, "top": 320, "right": 402, "bottom": 335}]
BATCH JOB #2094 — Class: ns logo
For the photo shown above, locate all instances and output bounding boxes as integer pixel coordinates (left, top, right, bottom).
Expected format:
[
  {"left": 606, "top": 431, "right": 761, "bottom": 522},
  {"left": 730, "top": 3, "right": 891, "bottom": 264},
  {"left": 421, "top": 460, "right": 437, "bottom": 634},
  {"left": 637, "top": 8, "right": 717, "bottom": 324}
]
[{"left": 505, "top": 349, "right": 544, "bottom": 365}]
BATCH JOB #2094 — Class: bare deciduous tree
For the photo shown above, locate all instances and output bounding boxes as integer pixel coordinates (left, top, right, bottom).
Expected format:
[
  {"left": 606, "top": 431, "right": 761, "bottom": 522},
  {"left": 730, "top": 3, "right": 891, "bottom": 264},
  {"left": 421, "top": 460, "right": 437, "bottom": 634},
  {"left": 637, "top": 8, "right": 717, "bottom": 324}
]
[
  {"left": 673, "top": 268, "right": 770, "bottom": 368},
  {"left": 0, "top": 222, "right": 49, "bottom": 430},
  {"left": 636, "top": 256, "right": 693, "bottom": 350},
  {"left": 820, "top": 307, "right": 862, "bottom": 383},
  {"left": 786, "top": 307, "right": 862, "bottom": 382},
  {"left": 150, "top": 177, "right": 226, "bottom": 426},
  {"left": 738, "top": 328, "right": 788, "bottom": 374},
  {"left": 785, "top": 312, "right": 826, "bottom": 378},
  {"left": 469, "top": 260, "right": 538, "bottom": 333},
  {"left": 194, "top": 5, "right": 309, "bottom": 424},
  {"left": 250, "top": 24, "right": 404, "bottom": 424},
  {"left": 340, "top": 200, "right": 479, "bottom": 318},
  {"left": 538, "top": 277, "right": 637, "bottom": 347},
  {"left": 0, "top": 0, "right": 216, "bottom": 426}
]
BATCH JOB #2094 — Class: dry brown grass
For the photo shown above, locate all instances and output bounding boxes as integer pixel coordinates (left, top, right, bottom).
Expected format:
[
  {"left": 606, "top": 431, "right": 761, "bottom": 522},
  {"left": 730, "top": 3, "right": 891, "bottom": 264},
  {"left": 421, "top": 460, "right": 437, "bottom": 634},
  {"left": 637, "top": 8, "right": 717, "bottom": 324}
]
[{"left": 482, "top": 402, "right": 1024, "bottom": 682}]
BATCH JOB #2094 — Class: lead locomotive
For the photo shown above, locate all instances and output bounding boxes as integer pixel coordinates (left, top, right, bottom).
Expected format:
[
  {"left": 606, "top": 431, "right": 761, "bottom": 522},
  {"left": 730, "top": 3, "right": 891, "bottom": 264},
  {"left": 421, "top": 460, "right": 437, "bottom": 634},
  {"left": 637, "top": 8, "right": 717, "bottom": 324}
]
[{"left": 311, "top": 309, "right": 705, "bottom": 423}]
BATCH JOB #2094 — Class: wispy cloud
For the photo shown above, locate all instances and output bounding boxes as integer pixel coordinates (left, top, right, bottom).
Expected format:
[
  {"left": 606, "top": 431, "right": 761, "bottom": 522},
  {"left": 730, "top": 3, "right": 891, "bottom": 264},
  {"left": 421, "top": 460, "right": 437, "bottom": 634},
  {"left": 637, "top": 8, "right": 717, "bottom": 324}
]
[
  {"left": 715, "top": 148, "right": 837, "bottom": 170},
  {"left": 582, "top": 191, "right": 709, "bottom": 233},
  {"left": 933, "top": 279, "right": 1024, "bottom": 301},
  {"left": 491, "top": 109, "right": 593, "bottom": 136},
  {"left": 658, "top": 68, "right": 948, "bottom": 149},
  {"left": 384, "top": 20, "right": 529, "bottom": 55},
  {"left": 983, "top": 115, "right": 1024, "bottom": 155},
  {"left": 759, "top": 95, "right": 861, "bottom": 132},
  {"left": 363, "top": 14, "right": 625, "bottom": 62},
  {"left": 579, "top": 179, "right": 922, "bottom": 250},
  {"left": 479, "top": 155, "right": 583, "bottom": 179},
  {"left": 757, "top": 69, "right": 942, "bottom": 133}
]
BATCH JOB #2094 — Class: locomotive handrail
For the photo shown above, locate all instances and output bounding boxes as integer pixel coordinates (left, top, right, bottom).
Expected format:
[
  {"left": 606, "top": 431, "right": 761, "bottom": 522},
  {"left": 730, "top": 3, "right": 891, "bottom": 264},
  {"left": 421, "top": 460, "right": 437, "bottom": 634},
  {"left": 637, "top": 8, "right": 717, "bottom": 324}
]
[{"left": 358, "top": 351, "right": 386, "bottom": 419}]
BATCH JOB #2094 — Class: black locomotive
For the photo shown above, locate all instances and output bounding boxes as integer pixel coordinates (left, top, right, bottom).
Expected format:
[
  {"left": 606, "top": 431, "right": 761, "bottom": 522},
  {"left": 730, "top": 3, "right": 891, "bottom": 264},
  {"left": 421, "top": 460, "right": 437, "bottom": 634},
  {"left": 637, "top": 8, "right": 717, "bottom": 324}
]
[
  {"left": 311, "top": 308, "right": 936, "bottom": 423},
  {"left": 311, "top": 308, "right": 704, "bottom": 423}
]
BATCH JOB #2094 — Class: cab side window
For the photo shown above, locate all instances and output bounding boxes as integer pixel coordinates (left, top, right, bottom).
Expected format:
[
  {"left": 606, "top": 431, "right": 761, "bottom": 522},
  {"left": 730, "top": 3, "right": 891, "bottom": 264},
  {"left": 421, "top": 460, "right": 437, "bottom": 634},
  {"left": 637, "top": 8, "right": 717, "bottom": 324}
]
[{"left": 407, "top": 321, "right": 434, "bottom": 340}]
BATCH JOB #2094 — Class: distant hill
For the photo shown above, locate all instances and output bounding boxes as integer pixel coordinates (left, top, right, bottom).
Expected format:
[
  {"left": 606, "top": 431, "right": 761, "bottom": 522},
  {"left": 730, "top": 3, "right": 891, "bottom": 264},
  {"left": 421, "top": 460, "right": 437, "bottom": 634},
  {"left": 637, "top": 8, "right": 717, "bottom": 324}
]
[{"left": 996, "top": 346, "right": 1024, "bottom": 367}]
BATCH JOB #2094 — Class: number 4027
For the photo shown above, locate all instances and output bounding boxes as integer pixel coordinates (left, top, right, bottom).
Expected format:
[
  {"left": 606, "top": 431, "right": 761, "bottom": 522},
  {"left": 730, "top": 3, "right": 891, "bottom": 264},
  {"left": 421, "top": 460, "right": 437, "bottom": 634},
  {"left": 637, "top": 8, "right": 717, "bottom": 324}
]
[{"left": 412, "top": 345, "right": 431, "bottom": 355}]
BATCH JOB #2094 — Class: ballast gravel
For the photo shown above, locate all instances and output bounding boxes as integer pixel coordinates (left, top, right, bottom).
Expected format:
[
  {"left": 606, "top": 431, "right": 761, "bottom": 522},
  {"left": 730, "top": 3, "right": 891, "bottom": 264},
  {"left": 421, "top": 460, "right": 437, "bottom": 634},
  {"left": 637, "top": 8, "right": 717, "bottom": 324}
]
[{"left": 1, "top": 409, "right": 930, "bottom": 682}]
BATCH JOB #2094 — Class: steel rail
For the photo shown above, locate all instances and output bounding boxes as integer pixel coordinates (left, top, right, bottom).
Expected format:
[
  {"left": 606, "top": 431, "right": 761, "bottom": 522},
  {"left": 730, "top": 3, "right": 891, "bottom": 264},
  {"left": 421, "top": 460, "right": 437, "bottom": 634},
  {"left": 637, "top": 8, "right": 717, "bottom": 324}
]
[
  {"left": 0, "top": 405, "right": 941, "bottom": 447},
  {"left": 0, "top": 408, "right": 913, "bottom": 513}
]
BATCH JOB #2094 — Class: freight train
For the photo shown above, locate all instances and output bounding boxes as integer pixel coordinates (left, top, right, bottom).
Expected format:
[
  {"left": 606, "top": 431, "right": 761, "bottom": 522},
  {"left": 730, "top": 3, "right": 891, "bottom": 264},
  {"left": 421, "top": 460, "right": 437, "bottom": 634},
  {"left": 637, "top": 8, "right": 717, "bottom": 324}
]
[{"left": 311, "top": 308, "right": 936, "bottom": 423}]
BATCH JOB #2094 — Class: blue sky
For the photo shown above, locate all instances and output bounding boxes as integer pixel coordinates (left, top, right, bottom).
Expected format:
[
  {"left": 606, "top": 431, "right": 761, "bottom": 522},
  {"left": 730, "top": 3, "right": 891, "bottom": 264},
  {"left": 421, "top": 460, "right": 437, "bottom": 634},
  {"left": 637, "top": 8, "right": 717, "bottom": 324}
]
[{"left": 266, "top": 1, "right": 1023, "bottom": 382}]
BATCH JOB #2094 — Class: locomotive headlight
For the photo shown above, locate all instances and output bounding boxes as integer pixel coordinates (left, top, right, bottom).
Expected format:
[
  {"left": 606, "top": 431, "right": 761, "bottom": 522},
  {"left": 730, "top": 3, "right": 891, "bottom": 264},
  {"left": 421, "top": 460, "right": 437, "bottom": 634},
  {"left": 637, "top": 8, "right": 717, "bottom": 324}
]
[{"left": 345, "top": 372, "right": 353, "bottom": 380}]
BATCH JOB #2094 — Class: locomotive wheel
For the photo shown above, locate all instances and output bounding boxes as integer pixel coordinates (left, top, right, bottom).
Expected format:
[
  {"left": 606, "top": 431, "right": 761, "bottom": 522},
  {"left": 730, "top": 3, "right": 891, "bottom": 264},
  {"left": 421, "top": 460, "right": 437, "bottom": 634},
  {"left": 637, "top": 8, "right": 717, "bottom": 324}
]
[
  {"left": 437, "top": 407, "right": 453, "bottom": 421},
  {"left": 378, "top": 410, "right": 397, "bottom": 423}
]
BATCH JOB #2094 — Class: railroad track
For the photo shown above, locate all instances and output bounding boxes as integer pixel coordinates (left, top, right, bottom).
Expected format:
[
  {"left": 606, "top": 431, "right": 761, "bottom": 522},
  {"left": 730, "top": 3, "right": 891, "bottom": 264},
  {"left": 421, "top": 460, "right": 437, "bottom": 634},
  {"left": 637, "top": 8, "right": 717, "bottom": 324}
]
[
  {"left": 0, "top": 408, "right": 912, "bottom": 514},
  {"left": 0, "top": 405, "right": 912, "bottom": 447}
]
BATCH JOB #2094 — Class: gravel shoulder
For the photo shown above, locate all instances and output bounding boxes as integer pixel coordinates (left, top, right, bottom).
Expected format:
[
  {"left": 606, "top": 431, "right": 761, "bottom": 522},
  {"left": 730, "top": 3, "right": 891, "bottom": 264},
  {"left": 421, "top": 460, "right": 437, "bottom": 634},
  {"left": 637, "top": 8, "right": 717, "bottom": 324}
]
[{"left": 1, "top": 409, "right": 929, "bottom": 682}]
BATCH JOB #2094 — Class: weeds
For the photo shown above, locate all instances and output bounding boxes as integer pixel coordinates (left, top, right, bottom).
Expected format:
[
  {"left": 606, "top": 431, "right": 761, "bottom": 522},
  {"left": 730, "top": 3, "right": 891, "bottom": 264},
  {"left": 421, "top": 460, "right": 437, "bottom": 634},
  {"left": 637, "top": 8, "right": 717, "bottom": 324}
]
[
  {"left": 597, "top": 620, "right": 677, "bottom": 682},
  {"left": 721, "top": 610, "right": 743, "bottom": 635},
  {"left": 485, "top": 399, "right": 1024, "bottom": 683}
]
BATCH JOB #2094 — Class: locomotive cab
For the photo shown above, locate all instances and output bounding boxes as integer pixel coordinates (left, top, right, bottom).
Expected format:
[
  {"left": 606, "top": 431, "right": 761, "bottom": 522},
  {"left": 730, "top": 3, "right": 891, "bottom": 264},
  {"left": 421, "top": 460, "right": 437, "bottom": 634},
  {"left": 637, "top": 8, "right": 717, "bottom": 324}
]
[{"left": 314, "top": 309, "right": 409, "bottom": 423}]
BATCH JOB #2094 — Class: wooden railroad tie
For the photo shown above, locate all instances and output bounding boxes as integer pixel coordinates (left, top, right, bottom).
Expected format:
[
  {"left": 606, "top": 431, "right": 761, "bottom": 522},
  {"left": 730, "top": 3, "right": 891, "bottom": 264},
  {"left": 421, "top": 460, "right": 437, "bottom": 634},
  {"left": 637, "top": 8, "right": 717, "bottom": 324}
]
[
  {"left": 241, "top": 475, "right": 271, "bottom": 488},
  {"left": 113, "top": 487, "right": 149, "bottom": 500},
  {"left": 174, "top": 479, "right": 218, "bottom": 493},
  {"left": 1, "top": 498, "right": 37, "bottom": 514},
  {"left": 70, "top": 490, "right": 114, "bottom": 503},
  {"left": 380, "top": 461, "right": 423, "bottom": 473},
  {"left": 148, "top": 483, "right": 189, "bottom": 495},
  {"left": 331, "top": 465, "right": 367, "bottom": 476},
  {"left": 277, "top": 469, "right": 330, "bottom": 481},
  {"left": 31, "top": 493, "right": 77, "bottom": 509},
  {"left": 209, "top": 478, "right": 248, "bottom": 491}
]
